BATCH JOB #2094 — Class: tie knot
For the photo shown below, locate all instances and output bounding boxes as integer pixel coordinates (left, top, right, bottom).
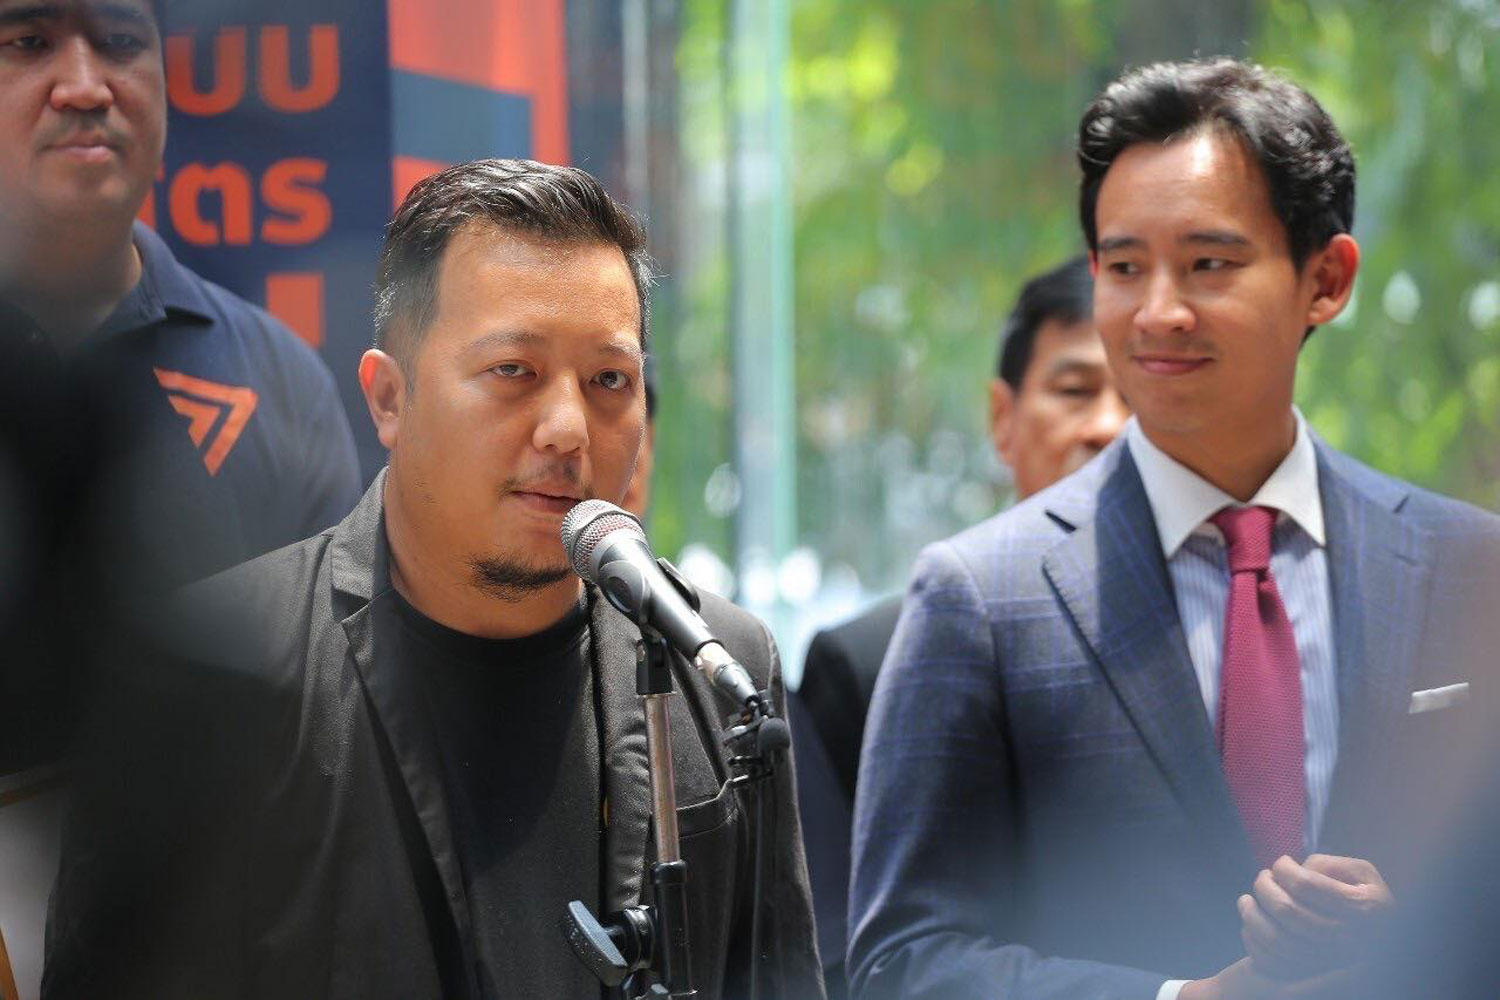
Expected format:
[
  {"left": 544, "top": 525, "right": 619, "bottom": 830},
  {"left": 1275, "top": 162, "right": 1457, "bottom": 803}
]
[{"left": 1211, "top": 505, "right": 1276, "bottom": 573}]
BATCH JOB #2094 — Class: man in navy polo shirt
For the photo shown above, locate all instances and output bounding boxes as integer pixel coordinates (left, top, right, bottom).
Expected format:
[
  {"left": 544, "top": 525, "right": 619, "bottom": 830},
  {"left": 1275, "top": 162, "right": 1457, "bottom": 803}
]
[
  {"left": 0, "top": 4, "right": 359, "bottom": 991},
  {"left": 0, "top": 0, "right": 361, "bottom": 788},
  {"left": 0, "top": 0, "right": 360, "bottom": 593}
]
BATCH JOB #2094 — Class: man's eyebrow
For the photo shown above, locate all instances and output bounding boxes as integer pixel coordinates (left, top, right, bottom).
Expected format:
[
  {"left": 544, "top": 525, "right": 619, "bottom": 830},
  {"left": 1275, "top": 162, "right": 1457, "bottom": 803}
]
[
  {"left": 85, "top": 2, "right": 154, "bottom": 29},
  {"left": 466, "top": 329, "right": 644, "bottom": 365},
  {"left": 1181, "top": 230, "right": 1251, "bottom": 247},
  {"left": 467, "top": 329, "right": 545, "bottom": 354},
  {"left": 1096, "top": 236, "right": 1143, "bottom": 253},
  {"left": 0, "top": 4, "right": 63, "bottom": 27},
  {"left": 1043, "top": 357, "right": 1107, "bottom": 380},
  {"left": 594, "top": 340, "right": 644, "bottom": 365},
  {"left": 0, "top": 3, "right": 152, "bottom": 28},
  {"left": 1096, "top": 231, "right": 1253, "bottom": 252}
]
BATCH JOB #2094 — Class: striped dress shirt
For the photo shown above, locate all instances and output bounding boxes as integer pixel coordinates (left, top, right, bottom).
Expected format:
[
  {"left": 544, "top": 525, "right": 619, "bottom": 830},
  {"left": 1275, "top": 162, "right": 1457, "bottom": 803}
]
[
  {"left": 1126, "top": 413, "right": 1339, "bottom": 848},
  {"left": 1129, "top": 414, "right": 1340, "bottom": 1000}
]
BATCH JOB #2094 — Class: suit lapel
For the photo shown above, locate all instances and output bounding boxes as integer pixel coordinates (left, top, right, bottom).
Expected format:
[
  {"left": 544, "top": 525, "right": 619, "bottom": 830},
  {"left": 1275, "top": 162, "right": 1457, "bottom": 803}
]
[
  {"left": 328, "top": 474, "right": 481, "bottom": 999},
  {"left": 1043, "top": 447, "right": 1251, "bottom": 871},
  {"left": 1316, "top": 445, "right": 1432, "bottom": 849},
  {"left": 589, "top": 586, "right": 654, "bottom": 913},
  {"left": 348, "top": 602, "right": 487, "bottom": 999}
]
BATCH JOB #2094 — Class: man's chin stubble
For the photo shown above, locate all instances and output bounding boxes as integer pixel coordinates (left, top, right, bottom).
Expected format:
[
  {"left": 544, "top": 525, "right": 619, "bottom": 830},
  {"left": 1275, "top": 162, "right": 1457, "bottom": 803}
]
[{"left": 469, "top": 557, "right": 574, "bottom": 603}]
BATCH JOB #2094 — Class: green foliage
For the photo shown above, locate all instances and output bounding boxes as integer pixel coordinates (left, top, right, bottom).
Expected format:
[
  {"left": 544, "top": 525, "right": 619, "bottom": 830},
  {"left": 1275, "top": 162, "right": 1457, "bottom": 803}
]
[
  {"left": 784, "top": 0, "right": 1129, "bottom": 587},
  {"left": 1261, "top": 0, "right": 1500, "bottom": 511},
  {"left": 645, "top": 0, "right": 737, "bottom": 565}
]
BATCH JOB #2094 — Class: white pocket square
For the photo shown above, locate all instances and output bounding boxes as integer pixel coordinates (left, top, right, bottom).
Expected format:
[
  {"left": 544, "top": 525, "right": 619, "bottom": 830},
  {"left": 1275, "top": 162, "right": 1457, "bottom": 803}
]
[{"left": 1409, "top": 683, "right": 1470, "bottom": 715}]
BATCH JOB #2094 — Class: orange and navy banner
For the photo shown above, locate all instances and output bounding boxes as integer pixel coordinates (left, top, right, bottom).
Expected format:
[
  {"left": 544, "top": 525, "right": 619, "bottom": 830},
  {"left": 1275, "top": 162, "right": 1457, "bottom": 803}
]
[
  {"left": 146, "top": 0, "right": 571, "bottom": 478},
  {"left": 389, "top": 0, "right": 569, "bottom": 207}
]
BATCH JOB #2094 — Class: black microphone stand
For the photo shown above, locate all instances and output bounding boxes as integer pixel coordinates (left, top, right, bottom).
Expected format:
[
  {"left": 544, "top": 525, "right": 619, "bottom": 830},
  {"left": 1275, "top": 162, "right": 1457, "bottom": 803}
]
[
  {"left": 563, "top": 564, "right": 788, "bottom": 1000},
  {"left": 563, "top": 629, "right": 694, "bottom": 998},
  {"left": 722, "top": 685, "right": 791, "bottom": 1000}
]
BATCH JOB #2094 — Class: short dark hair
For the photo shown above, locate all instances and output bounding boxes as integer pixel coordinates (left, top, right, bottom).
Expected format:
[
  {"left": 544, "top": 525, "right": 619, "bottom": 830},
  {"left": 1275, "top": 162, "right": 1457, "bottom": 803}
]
[
  {"left": 1077, "top": 59, "right": 1355, "bottom": 268},
  {"left": 997, "top": 256, "right": 1093, "bottom": 388},
  {"left": 643, "top": 355, "right": 657, "bottom": 420},
  {"left": 373, "top": 158, "right": 653, "bottom": 368}
]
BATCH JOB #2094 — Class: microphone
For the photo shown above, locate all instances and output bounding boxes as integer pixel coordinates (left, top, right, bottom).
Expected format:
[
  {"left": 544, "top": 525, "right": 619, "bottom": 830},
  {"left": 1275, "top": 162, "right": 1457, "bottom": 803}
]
[{"left": 561, "top": 499, "right": 764, "bottom": 713}]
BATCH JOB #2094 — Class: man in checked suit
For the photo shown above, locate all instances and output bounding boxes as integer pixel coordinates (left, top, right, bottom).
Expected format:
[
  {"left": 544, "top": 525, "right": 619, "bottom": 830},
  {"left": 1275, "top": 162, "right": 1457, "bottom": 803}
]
[
  {"left": 793, "top": 257, "right": 1128, "bottom": 997},
  {"left": 849, "top": 59, "right": 1500, "bottom": 1000}
]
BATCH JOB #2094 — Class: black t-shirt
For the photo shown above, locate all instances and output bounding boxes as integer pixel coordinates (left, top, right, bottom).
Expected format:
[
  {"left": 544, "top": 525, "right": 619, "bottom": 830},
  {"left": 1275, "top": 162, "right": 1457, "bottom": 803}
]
[{"left": 390, "top": 592, "right": 604, "bottom": 999}]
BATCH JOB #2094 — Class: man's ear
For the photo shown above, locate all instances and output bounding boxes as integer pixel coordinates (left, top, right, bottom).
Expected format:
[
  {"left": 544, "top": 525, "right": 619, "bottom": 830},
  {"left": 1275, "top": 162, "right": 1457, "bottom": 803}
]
[
  {"left": 358, "top": 349, "right": 406, "bottom": 450},
  {"left": 988, "top": 378, "right": 1016, "bottom": 467},
  {"left": 1305, "top": 233, "right": 1360, "bottom": 327}
]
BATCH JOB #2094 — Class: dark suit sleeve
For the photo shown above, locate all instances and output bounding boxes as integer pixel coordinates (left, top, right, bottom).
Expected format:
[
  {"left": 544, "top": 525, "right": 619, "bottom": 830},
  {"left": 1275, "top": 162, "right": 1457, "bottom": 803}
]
[
  {"left": 43, "top": 615, "right": 276, "bottom": 998},
  {"left": 798, "top": 629, "right": 865, "bottom": 802},
  {"left": 798, "top": 597, "right": 900, "bottom": 802},
  {"left": 788, "top": 688, "right": 852, "bottom": 998},
  {"left": 756, "top": 618, "right": 830, "bottom": 1000},
  {"left": 847, "top": 541, "right": 1168, "bottom": 1000}
]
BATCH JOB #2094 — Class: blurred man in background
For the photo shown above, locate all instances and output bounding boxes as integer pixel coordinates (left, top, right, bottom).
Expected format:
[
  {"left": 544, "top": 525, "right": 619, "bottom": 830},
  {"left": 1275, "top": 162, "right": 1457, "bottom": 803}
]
[
  {"left": 793, "top": 256, "right": 1127, "bottom": 997},
  {"left": 0, "top": 2, "right": 359, "bottom": 994},
  {"left": 0, "top": 0, "right": 360, "bottom": 594},
  {"left": 849, "top": 58, "right": 1500, "bottom": 1000},
  {"left": 621, "top": 357, "right": 656, "bottom": 517}
]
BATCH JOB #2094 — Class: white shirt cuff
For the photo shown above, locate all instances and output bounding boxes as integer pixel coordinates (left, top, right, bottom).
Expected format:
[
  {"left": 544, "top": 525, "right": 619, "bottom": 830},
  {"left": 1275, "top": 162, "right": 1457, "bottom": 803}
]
[{"left": 1156, "top": 980, "right": 1189, "bottom": 1000}]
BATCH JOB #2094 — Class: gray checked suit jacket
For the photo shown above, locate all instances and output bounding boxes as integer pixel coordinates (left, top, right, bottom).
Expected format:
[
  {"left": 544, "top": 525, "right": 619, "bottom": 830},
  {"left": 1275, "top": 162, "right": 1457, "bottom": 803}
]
[{"left": 848, "top": 435, "right": 1500, "bottom": 1000}]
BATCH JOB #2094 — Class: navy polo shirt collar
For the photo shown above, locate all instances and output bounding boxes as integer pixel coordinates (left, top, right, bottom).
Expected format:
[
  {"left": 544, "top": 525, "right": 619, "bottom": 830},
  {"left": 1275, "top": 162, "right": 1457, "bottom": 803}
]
[
  {"left": 95, "top": 222, "right": 216, "bottom": 341},
  {"left": 132, "top": 221, "right": 216, "bottom": 322}
]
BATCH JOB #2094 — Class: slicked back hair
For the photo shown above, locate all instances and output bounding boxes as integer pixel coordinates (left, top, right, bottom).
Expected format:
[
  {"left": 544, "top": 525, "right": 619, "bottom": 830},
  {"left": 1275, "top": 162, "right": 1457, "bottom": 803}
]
[
  {"left": 997, "top": 255, "right": 1093, "bottom": 389},
  {"left": 1078, "top": 58, "right": 1355, "bottom": 269},
  {"left": 373, "top": 158, "right": 653, "bottom": 371}
]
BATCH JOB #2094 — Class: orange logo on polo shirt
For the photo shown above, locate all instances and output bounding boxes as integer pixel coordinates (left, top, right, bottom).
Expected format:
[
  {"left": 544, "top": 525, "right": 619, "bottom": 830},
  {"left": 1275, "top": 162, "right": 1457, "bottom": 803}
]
[{"left": 154, "top": 368, "right": 259, "bottom": 475}]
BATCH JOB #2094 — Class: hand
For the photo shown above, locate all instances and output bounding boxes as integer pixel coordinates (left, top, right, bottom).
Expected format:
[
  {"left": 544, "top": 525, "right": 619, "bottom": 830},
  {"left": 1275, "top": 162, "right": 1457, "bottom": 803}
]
[
  {"left": 1238, "top": 854, "right": 1394, "bottom": 981},
  {"left": 1180, "top": 957, "right": 1358, "bottom": 1000}
]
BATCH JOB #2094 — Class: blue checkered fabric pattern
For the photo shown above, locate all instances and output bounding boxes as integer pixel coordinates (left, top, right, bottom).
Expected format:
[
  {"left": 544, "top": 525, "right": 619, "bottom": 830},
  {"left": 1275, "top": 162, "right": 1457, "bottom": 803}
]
[{"left": 847, "top": 436, "right": 1500, "bottom": 1000}]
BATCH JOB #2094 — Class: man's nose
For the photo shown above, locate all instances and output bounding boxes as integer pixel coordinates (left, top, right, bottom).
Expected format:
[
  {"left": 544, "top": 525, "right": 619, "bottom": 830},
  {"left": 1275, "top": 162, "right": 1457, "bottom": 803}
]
[
  {"left": 1135, "top": 269, "right": 1195, "bottom": 337},
  {"left": 50, "top": 36, "right": 115, "bottom": 114},
  {"left": 532, "top": 376, "right": 589, "bottom": 456}
]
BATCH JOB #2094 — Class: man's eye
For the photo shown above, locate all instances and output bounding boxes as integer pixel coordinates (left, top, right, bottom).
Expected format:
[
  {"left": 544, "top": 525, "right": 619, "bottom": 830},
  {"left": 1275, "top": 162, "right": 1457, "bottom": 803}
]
[
  {"left": 490, "top": 363, "right": 532, "bottom": 378},
  {"left": 5, "top": 33, "right": 49, "bottom": 52},
  {"left": 1195, "top": 257, "right": 1232, "bottom": 272},
  {"left": 593, "top": 370, "right": 631, "bottom": 391},
  {"left": 1050, "top": 380, "right": 1101, "bottom": 400},
  {"left": 1106, "top": 260, "right": 1139, "bottom": 276},
  {"left": 100, "top": 32, "right": 148, "bottom": 54}
]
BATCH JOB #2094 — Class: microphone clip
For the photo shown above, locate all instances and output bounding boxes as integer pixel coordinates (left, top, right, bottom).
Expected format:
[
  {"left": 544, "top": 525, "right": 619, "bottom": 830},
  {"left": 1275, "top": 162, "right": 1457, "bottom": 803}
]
[
  {"left": 724, "top": 703, "right": 790, "bottom": 788},
  {"left": 654, "top": 557, "right": 701, "bottom": 613},
  {"left": 597, "top": 555, "right": 700, "bottom": 633}
]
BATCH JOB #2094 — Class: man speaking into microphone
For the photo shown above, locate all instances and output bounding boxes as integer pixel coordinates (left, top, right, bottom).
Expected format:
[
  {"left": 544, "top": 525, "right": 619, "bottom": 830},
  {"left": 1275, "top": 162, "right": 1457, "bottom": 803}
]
[{"left": 45, "top": 159, "right": 824, "bottom": 1000}]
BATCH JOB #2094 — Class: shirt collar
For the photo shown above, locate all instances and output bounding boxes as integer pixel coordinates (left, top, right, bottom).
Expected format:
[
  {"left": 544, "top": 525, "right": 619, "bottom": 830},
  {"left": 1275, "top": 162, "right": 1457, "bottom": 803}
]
[
  {"left": 130, "top": 220, "right": 216, "bottom": 322},
  {"left": 1126, "top": 409, "right": 1325, "bottom": 558},
  {"left": 85, "top": 222, "right": 216, "bottom": 346}
]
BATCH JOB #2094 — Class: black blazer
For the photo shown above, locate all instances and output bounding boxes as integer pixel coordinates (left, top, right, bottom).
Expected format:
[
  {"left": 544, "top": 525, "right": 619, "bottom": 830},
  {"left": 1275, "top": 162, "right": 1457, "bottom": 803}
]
[
  {"left": 791, "top": 597, "right": 899, "bottom": 1000},
  {"left": 45, "top": 473, "right": 825, "bottom": 1000},
  {"left": 797, "top": 597, "right": 901, "bottom": 805}
]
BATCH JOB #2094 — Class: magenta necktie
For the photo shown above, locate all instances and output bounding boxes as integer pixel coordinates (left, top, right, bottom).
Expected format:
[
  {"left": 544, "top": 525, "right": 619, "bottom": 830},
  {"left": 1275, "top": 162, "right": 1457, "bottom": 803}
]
[{"left": 1211, "top": 505, "right": 1305, "bottom": 870}]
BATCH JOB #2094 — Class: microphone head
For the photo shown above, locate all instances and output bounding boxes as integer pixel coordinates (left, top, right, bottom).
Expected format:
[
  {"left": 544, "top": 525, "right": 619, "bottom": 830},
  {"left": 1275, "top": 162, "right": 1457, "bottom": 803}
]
[
  {"left": 756, "top": 716, "right": 791, "bottom": 755},
  {"left": 560, "top": 499, "right": 645, "bottom": 582}
]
